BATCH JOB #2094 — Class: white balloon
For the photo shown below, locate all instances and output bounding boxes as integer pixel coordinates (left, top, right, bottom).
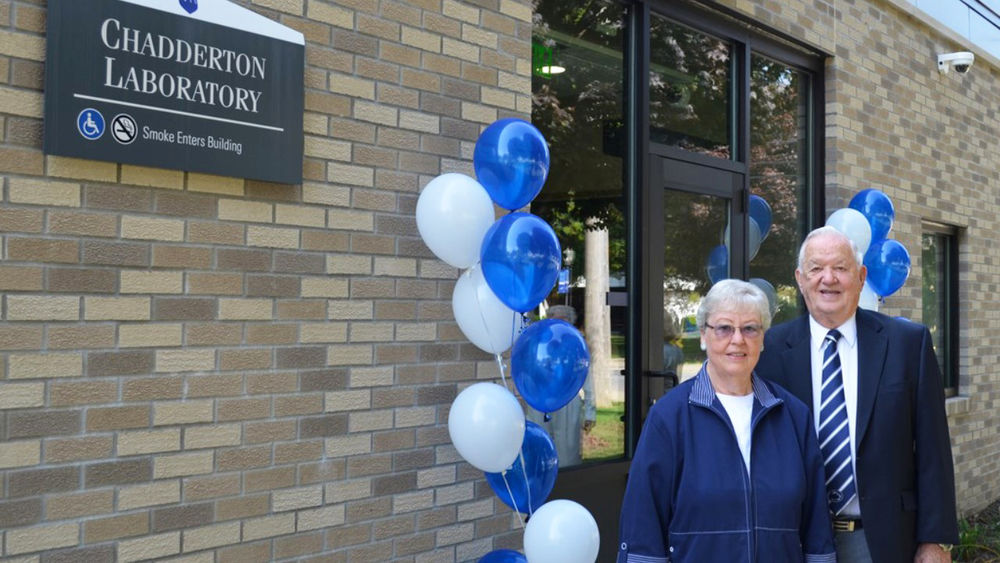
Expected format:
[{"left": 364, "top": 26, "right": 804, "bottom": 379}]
[
  {"left": 722, "top": 219, "right": 763, "bottom": 261},
  {"left": 524, "top": 499, "right": 600, "bottom": 563},
  {"left": 749, "top": 277, "right": 777, "bottom": 316},
  {"left": 447, "top": 382, "right": 525, "bottom": 473},
  {"left": 859, "top": 280, "right": 880, "bottom": 311},
  {"left": 826, "top": 208, "right": 872, "bottom": 257},
  {"left": 452, "top": 265, "right": 526, "bottom": 354},
  {"left": 416, "top": 173, "right": 495, "bottom": 269}
]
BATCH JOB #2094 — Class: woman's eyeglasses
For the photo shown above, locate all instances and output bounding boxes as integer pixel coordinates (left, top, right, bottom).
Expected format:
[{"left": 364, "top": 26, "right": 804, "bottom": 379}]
[{"left": 704, "top": 323, "right": 763, "bottom": 339}]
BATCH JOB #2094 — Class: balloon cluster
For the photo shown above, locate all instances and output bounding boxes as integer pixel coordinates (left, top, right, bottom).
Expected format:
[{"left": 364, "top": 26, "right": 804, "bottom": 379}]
[
  {"left": 825, "top": 188, "right": 910, "bottom": 311},
  {"left": 705, "top": 195, "right": 779, "bottom": 314},
  {"left": 416, "top": 118, "right": 600, "bottom": 563}
]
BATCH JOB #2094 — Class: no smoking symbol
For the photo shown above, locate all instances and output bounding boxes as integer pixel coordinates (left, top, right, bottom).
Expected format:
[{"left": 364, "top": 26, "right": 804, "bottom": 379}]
[{"left": 111, "top": 114, "right": 138, "bottom": 145}]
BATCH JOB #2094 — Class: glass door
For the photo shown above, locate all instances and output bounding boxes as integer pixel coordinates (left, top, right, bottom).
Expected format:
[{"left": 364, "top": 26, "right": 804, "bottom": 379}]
[{"left": 640, "top": 152, "right": 746, "bottom": 418}]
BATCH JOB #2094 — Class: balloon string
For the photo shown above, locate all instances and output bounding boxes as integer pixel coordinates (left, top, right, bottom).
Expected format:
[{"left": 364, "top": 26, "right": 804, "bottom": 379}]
[
  {"left": 500, "top": 470, "right": 526, "bottom": 529},
  {"left": 494, "top": 353, "right": 510, "bottom": 390},
  {"left": 517, "top": 449, "right": 533, "bottom": 518}
]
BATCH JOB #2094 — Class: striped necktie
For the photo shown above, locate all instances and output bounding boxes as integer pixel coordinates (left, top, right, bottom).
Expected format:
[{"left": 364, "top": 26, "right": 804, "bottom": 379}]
[{"left": 818, "top": 329, "right": 856, "bottom": 515}]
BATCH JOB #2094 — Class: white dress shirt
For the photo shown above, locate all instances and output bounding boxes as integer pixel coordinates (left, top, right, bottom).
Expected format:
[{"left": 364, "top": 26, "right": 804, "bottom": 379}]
[{"left": 808, "top": 314, "right": 861, "bottom": 518}]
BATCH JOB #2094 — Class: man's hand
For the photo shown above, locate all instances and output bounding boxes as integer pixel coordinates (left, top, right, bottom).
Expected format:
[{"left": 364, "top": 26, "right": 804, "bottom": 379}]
[
  {"left": 915, "top": 542, "right": 951, "bottom": 563},
  {"left": 583, "top": 419, "right": 596, "bottom": 434}
]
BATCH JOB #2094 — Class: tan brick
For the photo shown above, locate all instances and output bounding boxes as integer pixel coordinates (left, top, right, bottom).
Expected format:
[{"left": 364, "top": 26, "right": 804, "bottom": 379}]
[
  {"left": 154, "top": 451, "right": 214, "bottom": 479},
  {"left": 297, "top": 504, "right": 347, "bottom": 532},
  {"left": 46, "top": 154, "right": 116, "bottom": 181},
  {"left": 272, "top": 485, "right": 324, "bottom": 512},
  {"left": 325, "top": 389, "right": 372, "bottom": 411},
  {"left": 119, "top": 323, "right": 183, "bottom": 348},
  {"left": 153, "top": 400, "right": 214, "bottom": 425},
  {"left": 49, "top": 380, "right": 116, "bottom": 407},
  {"left": 325, "top": 433, "right": 372, "bottom": 457},
  {"left": 9, "top": 177, "right": 80, "bottom": 207},
  {"left": 214, "top": 494, "right": 268, "bottom": 522},
  {"left": 0, "top": 382, "right": 43, "bottom": 409},
  {"left": 45, "top": 435, "right": 114, "bottom": 463},
  {"left": 325, "top": 477, "right": 373, "bottom": 503},
  {"left": 49, "top": 325, "right": 116, "bottom": 349},
  {"left": 0, "top": 85, "right": 42, "bottom": 118},
  {"left": 188, "top": 221, "right": 244, "bottom": 245},
  {"left": 217, "top": 397, "right": 270, "bottom": 422},
  {"left": 401, "top": 26, "right": 441, "bottom": 52},
  {"left": 121, "top": 271, "right": 184, "bottom": 294},
  {"left": 245, "top": 466, "right": 295, "bottom": 492},
  {"left": 83, "top": 296, "right": 151, "bottom": 321},
  {"left": 118, "top": 531, "right": 182, "bottom": 562},
  {"left": 327, "top": 162, "right": 376, "bottom": 186},
  {"left": 5, "top": 523, "right": 78, "bottom": 554},
  {"left": 84, "top": 511, "right": 149, "bottom": 543},
  {"left": 87, "top": 406, "right": 150, "bottom": 433},
  {"left": 275, "top": 203, "right": 327, "bottom": 227},
  {"left": 155, "top": 349, "right": 215, "bottom": 373},
  {"left": 247, "top": 225, "right": 299, "bottom": 248},
  {"left": 218, "top": 199, "right": 272, "bottom": 223},
  {"left": 184, "top": 424, "right": 241, "bottom": 449},
  {"left": 303, "top": 182, "right": 351, "bottom": 206},
  {"left": 186, "top": 272, "right": 243, "bottom": 295},
  {"left": 326, "top": 343, "right": 374, "bottom": 365},
  {"left": 8, "top": 352, "right": 82, "bottom": 379},
  {"left": 0, "top": 440, "right": 40, "bottom": 469},
  {"left": 119, "top": 480, "right": 181, "bottom": 510},
  {"left": 181, "top": 521, "right": 241, "bottom": 552},
  {"left": 183, "top": 473, "right": 241, "bottom": 502},
  {"left": 187, "top": 373, "right": 244, "bottom": 397},
  {"left": 47, "top": 489, "right": 114, "bottom": 520},
  {"left": 219, "top": 298, "right": 273, "bottom": 320},
  {"left": 0, "top": 328, "right": 42, "bottom": 355},
  {"left": 187, "top": 173, "right": 244, "bottom": 196},
  {"left": 301, "top": 322, "right": 349, "bottom": 344},
  {"left": 0, "top": 266, "right": 43, "bottom": 291},
  {"left": 326, "top": 255, "right": 372, "bottom": 276},
  {"left": 118, "top": 429, "right": 182, "bottom": 456},
  {"left": 307, "top": 1, "right": 354, "bottom": 28},
  {"left": 6, "top": 295, "right": 79, "bottom": 321},
  {"left": 120, "top": 165, "right": 185, "bottom": 189},
  {"left": 243, "top": 513, "right": 295, "bottom": 541}
]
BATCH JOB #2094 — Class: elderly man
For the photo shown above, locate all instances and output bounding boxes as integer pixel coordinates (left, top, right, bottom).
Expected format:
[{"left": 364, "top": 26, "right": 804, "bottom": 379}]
[{"left": 756, "top": 226, "right": 958, "bottom": 563}]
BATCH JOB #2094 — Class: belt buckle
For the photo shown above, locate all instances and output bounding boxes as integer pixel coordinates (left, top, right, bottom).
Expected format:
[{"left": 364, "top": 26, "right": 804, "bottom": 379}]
[{"left": 833, "top": 519, "right": 856, "bottom": 532}]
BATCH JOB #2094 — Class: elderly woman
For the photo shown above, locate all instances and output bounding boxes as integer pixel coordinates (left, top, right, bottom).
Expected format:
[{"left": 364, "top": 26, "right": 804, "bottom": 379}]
[{"left": 617, "top": 279, "right": 835, "bottom": 562}]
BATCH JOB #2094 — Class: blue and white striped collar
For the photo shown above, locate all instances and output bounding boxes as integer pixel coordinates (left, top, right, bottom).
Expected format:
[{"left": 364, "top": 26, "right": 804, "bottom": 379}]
[{"left": 689, "top": 361, "right": 780, "bottom": 408}]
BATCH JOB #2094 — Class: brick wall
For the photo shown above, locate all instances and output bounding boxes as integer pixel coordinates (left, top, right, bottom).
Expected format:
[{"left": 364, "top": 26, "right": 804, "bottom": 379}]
[
  {"left": 1, "top": 0, "right": 532, "bottom": 560},
  {"left": 715, "top": 0, "right": 1000, "bottom": 514}
]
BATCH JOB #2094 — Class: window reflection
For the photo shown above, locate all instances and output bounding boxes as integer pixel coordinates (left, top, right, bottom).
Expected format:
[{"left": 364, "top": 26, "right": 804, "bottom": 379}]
[
  {"left": 649, "top": 13, "right": 733, "bottom": 158},
  {"left": 748, "top": 54, "right": 810, "bottom": 324},
  {"left": 532, "top": 0, "right": 626, "bottom": 466}
]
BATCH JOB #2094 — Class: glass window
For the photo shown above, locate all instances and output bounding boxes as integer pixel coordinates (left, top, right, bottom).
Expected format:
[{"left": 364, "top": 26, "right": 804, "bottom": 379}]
[
  {"left": 747, "top": 54, "right": 812, "bottom": 325},
  {"left": 922, "top": 223, "right": 959, "bottom": 395},
  {"left": 532, "top": 0, "right": 626, "bottom": 467},
  {"left": 649, "top": 13, "right": 733, "bottom": 159}
]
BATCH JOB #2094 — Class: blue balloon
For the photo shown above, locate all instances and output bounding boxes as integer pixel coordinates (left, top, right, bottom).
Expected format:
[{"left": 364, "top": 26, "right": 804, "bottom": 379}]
[
  {"left": 485, "top": 421, "right": 558, "bottom": 515},
  {"left": 512, "top": 319, "right": 590, "bottom": 413},
  {"left": 863, "top": 239, "right": 910, "bottom": 297},
  {"left": 707, "top": 244, "right": 728, "bottom": 284},
  {"left": 480, "top": 212, "right": 561, "bottom": 313},
  {"left": 479, "top": 549, "right": 528, "bottom": 563},
  {"left": 749, "top": 195, "right": 773, "bottom": 239},
  {"left": 849, "top": 189, "right": 895, "bottom": 243},
  {"left": 474, "top": 118, "right": 550, "bottom": 210}
]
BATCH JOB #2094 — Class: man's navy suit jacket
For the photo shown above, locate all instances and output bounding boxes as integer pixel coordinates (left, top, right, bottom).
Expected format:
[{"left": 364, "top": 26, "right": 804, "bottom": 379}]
[{"left": 756, "top": 308, "right": 959, "bottom": 562}]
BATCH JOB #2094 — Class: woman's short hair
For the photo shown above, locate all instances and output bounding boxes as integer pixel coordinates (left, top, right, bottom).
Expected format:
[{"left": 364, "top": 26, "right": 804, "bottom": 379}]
[{"left": 696, "top": 279, "right": 772, "bottom": 331}]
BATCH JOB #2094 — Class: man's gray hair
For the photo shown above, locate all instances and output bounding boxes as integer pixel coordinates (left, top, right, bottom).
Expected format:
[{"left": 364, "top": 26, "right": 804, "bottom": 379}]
[
  {"left": 797, "top": 225, "right": 864, "bottom": 270},
  {"left": 696, "top": 279, "right": 772, "bottom": 331}
]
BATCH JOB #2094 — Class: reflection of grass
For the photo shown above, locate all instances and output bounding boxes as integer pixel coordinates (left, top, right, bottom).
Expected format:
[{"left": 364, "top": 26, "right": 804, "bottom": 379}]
[
  {"left": 611, "top": 335, "right": 624, "bottom": 358},
  {"left": 582, "top": 403, "right": 625, "bottom": 461}
]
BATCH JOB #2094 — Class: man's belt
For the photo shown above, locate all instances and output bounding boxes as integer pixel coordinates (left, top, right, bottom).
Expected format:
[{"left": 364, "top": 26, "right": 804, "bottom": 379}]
[{"left": 832, "top": 518, "right": 862, "bottom": 532}]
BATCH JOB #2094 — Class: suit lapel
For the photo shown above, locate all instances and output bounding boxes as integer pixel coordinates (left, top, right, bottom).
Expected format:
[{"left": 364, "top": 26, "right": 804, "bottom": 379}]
[
  {"left": 855, "top": 309, "right": 887, "bottom": 446},
  {"left": 780, "top": 316, "right": 815, "bottom": 406}
]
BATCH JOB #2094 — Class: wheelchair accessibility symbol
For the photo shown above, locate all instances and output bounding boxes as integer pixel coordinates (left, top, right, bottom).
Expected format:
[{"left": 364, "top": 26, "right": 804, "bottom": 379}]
[{"left": 77, "top": 108, "right": 105, "bottom": 140}]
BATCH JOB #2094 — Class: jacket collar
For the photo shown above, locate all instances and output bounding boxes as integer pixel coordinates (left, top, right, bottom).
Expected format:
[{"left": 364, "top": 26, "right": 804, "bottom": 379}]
[{"left": 690, "top": 361, "right": 781, "bottom": 409}]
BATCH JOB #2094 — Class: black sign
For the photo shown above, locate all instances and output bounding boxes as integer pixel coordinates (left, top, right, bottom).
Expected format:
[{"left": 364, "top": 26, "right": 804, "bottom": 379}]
[{"left": 44, "top": 0, "right": 305, "bottom": 184}]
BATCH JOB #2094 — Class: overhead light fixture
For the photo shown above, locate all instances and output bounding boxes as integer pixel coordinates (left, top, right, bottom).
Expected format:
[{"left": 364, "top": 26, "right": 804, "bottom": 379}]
[{"left": 540, "top": 65, "right": 566, "bottom": 75}]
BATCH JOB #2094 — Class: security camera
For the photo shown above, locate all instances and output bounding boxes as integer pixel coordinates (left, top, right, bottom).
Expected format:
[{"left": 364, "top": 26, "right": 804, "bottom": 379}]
[{"left": 938, "top": 51, "right": 975, "bottom": 74}]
